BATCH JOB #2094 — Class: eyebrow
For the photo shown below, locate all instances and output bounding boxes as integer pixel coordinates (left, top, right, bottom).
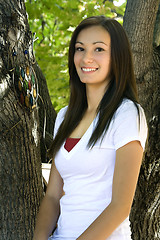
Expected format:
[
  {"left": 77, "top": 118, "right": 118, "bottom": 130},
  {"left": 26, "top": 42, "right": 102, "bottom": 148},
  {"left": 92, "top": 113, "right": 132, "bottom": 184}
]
[
  {"left": 93, "top": 41, "right": 108, "bottom": 46},
  {"left": 75, "top": 41, "right": 108, "bottom": 46}
]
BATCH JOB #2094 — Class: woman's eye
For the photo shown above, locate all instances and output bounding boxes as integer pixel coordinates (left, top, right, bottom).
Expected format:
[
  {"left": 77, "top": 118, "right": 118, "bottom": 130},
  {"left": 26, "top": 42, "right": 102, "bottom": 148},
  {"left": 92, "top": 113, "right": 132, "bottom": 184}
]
[
  {"left": 75, "top": 47, "right": 84, "bottom": 51},
  {"left": 95, "top": 47, "right": 104, "bottom": 52}
]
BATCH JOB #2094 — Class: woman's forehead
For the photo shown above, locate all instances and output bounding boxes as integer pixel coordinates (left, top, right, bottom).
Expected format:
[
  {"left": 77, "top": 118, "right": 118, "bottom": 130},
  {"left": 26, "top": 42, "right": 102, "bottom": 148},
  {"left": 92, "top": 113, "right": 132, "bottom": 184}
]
[{"left": 76, "top": 26, "right": 110, "bottom": 45}]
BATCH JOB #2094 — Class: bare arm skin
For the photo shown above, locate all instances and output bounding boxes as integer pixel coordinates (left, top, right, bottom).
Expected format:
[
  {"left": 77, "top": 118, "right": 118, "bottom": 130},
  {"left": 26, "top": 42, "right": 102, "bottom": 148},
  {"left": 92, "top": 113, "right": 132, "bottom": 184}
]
[
  {"left": 77, "top": 140, "right": 143, "bottom": 240},
  {"left": 33, "top": 161, "right": 63, "bottom": 240}
]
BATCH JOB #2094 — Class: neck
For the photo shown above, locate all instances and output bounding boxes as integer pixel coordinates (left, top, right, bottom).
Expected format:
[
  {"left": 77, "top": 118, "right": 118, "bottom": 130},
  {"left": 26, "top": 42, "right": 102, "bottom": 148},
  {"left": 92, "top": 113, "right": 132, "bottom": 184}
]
[{"left": 86, "top": 84, "right": 106, "bottom": 112}]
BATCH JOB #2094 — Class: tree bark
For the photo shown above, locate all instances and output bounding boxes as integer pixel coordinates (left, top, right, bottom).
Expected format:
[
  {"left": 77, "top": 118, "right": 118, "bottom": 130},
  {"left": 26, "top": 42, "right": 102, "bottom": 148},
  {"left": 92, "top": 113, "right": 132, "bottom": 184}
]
[
  {"left": 123, "top": 0, "right": 160, "bottom": 239},
  {"left": 33, "top": 62, "right": 56, "bottom": 163},
  {"left": 0, "top": 0, "right": 55, "bottom": 239},
  {"left": 1, "top": 0, "right": 160, "bottom": 239}
]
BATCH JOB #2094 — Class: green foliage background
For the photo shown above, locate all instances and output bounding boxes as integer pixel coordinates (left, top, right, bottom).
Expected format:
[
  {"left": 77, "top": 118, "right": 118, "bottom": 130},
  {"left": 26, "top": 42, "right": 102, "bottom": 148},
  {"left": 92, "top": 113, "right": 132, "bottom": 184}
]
[{"left": 25, "top": 0, "right": 126, "bottom": 112}]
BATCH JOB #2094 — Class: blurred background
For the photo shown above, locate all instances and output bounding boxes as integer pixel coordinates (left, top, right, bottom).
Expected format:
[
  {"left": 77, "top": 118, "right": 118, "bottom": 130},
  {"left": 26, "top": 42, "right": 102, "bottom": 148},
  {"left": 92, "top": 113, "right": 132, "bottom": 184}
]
[{"left": 25, "top": 0, "right": 126, "bottom": 112}]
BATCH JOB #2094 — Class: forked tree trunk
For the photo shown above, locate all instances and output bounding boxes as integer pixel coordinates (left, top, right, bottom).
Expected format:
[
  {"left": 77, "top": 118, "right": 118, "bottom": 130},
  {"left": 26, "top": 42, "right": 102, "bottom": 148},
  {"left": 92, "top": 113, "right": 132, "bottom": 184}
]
[
  {"left": 0, "top": 0, "right": 160, "bottom": 239},
  {"left": 0, "top": 0, "right": 55, "bottom": 239},
  {"left": 123, "top": 0, "right": 160, "bottom": 239}
]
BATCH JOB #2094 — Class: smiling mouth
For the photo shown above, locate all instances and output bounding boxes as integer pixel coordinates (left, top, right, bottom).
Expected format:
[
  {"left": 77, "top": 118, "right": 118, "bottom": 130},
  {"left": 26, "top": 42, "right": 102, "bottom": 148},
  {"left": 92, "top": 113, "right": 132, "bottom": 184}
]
[{"left": 81, "top": 67, "right": 98, "bottom": 72}]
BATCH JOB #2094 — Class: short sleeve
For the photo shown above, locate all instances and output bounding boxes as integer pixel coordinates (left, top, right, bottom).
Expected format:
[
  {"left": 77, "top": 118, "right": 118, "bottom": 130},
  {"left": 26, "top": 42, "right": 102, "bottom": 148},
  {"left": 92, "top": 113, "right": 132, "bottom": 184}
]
[
  {"left": 53, "top": 106, "right": 68, "bottom": 139},
  {"left": 113, "top": 100, "right": 148, "bottom": 151}
]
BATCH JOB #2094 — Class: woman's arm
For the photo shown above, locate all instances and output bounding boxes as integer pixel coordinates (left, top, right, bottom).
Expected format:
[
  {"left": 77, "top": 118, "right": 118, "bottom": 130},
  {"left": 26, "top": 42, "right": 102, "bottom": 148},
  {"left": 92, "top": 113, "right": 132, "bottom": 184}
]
[
  {"left": 77, "top": 140, "right": 143, "bottom": 240},
  {"left": 33, "top": 161, "right": 63, "bottom": 240}
]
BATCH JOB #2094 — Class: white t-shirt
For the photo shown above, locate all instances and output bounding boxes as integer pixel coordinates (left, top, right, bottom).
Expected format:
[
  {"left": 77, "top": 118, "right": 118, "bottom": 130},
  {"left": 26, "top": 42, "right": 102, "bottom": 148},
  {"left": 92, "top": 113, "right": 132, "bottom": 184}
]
[{"left": 50, "top": 99, "right": 148, "bottom": 240}]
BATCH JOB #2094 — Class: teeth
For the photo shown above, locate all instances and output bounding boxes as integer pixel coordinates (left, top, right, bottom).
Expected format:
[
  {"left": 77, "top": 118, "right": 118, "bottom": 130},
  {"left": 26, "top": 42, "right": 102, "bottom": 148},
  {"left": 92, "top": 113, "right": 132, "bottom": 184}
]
[{"left": 82, "top": 68, "right": 97, "bottom": 72}]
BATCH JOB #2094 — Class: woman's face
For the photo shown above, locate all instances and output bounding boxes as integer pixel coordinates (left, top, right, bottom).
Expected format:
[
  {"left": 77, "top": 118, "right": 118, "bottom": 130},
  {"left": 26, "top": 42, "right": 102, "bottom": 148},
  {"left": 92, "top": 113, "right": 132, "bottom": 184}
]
[{"left": 74, "top": 25, "right": 111, "bottom": 90}]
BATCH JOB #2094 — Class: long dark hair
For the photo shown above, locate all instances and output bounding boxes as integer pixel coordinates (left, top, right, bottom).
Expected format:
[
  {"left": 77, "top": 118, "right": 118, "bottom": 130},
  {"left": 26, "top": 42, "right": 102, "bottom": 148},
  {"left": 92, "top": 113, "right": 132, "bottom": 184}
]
[{"left": 48, "top": 15, "right": 139, "bottom": 158}]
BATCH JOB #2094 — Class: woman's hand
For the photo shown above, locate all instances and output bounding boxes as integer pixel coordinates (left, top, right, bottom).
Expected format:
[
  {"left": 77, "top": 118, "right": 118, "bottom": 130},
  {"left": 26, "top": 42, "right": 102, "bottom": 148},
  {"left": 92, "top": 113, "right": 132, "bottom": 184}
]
[{"left": 33, "top": 161, "right": 63, "bottom": 240}]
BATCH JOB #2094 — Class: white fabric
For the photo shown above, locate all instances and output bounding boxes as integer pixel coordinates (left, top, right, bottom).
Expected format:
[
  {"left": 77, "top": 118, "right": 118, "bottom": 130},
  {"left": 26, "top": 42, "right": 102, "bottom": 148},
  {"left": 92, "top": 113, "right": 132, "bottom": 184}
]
[{"left": 50, "top": 99, "right": 148, "bottom": 240}]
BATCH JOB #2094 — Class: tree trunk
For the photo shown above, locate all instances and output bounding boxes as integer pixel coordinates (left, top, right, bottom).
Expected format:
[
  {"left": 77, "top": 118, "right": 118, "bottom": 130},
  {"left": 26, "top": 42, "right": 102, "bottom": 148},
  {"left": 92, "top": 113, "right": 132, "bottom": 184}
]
[
  {"left": 1, "top": 0, "right": 160, "bottom": 239},
  {"left": 123, "top": 0, "right": 160, "bottom": 239},
  {"left": 33, "top": 62, "right": 56, "bottom": 163},
  {"left": 0, "top": 0, "right": 55, "bottom": 239}
]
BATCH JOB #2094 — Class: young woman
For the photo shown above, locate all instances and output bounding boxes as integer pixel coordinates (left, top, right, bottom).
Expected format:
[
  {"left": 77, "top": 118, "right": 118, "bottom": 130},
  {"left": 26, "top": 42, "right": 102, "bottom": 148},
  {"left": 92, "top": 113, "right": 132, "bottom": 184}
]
[{"left": 33, "top": 16, "right": 148, "bottom": 240}]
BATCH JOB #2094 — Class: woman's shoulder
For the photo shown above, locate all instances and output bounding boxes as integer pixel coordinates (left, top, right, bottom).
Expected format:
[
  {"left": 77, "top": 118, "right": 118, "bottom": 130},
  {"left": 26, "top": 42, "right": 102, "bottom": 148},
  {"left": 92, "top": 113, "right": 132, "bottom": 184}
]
[
  {"left": 112, "top": 98, "right": 147, "bottom": 134},
  {"left": 114, "top": 98, "right": 146, "bottom": 123},
  {"left": 53, "top": 106, "right": 68, "bottom": 137},
  {"left": 55, "top": 106, "right": 68, "bottom": 125},
  {"left": 57, "top": 106, "right": 68, "bottom": 119},
  {"left": 116, "top": 98, "right": 139, "bottom": 115},
  {"left": 115, "top": 98, "right": 146, "bottom": 119},
  {"left": 112, "top": 98, "right": 148, "bottom": 150}
]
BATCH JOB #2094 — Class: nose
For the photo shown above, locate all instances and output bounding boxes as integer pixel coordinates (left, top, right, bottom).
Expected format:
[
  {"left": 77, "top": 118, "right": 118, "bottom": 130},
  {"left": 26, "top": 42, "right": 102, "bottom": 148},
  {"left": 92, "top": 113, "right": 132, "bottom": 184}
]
[{"left": 83, "top": 50, "right": 93, "bottom": 63}]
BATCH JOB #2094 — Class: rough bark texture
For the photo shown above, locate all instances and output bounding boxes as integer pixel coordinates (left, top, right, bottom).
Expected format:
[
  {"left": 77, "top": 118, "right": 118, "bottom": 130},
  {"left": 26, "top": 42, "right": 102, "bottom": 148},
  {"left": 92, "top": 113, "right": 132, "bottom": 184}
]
[
  {"left": 33, "top": 62, "right": 56, "bottom": 163},
  {"left": 123, "top": 0, "right": 160, "bottom": 239},
  {"left": 0, "top": 0, "right": 55, "bottom": 239},
  {"left": 1, "top": 0, "right": 160, "bottom": 239}
]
